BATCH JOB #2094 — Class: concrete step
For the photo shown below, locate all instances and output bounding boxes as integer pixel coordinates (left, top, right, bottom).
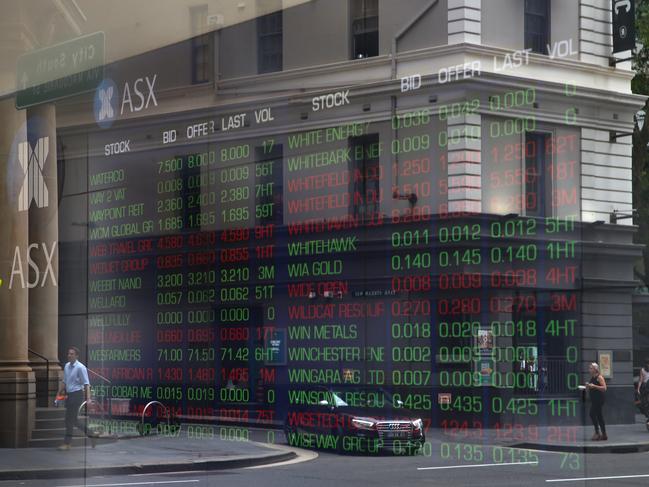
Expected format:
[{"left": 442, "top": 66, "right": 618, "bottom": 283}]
[
  {"left": 31, "top": 428, "right": 66, "bottom": 440},
  {"left": 35, "top": 418, "right": 65, "bottom": 429},
  {"left": 35, "top": 407, "right": 66, "bottom": 420}
]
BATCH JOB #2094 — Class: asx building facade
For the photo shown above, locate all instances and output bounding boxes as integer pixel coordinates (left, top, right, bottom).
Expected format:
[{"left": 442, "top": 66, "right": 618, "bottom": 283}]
[{"left": 0, "top": 0, "right": 645, "bottom": 449}]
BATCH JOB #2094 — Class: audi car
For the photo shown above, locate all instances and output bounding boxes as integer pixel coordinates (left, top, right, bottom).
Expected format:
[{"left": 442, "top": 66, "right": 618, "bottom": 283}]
[{"left": 284, "top": 385, "right": 425, "bottom": 454}]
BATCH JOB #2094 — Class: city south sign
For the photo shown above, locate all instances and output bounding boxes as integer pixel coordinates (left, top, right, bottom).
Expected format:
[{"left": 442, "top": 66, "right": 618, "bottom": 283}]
[{"left": 16, "top": 32, "right": 105, "bottom": 109}]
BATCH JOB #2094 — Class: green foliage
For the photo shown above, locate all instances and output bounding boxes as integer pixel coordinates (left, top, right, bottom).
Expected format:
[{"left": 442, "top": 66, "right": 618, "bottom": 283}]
[
  {"left": 633, "top": 0, "right": 649, "bottom": 285},
  {"left": 633, "top": 0, "right": 649, "bottom": 92}
]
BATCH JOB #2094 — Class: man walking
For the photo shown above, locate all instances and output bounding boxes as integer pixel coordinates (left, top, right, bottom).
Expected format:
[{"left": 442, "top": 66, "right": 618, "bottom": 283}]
[{"left": 57, "top": 347, "right": 97, "bottom": 450}]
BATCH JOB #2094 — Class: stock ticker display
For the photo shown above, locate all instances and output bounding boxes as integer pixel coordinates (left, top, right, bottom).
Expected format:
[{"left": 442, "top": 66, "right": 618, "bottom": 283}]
[{"left": 69, "top": 82, "right": 583, "bottom": 456}]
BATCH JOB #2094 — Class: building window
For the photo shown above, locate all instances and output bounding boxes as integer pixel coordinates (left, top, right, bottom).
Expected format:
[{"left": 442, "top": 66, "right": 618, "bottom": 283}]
[
  {"left": 524, "top": 0, "right": 550, "bottom": 55},
  {"left": 192, "top": 35, "right": 212, "bottom": 84},
  {"left": 350, "top": 134, "right": 380, "bottom": 220},
  {"left": 525, "top": 132, "right": 552, "bottom": 217},
  {"left": 258, "top": 11, "right": 283, "bottom": 74},
  {"left": 351, "top": 0, "right": 378, "bottom": 59},
  {"left": 190, "top": 5, "right": 212, "bottom": 84}
]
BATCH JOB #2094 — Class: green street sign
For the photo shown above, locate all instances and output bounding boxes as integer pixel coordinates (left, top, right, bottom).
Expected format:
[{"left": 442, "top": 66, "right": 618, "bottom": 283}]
[{"left": 16, "top": 32, "right": 105, "bottom": 109}]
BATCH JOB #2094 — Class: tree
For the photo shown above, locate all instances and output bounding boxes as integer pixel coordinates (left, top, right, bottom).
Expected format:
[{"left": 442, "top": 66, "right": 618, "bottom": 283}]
[{"left": 632, "top": 0, "right": 649, "bottom": 287}]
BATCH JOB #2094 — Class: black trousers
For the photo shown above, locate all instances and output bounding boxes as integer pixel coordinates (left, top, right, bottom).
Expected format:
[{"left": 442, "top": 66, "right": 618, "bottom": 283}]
[
  {"left": 589, "top": 401, "right": 606, "bottom": 434},
  {"left": 64, "top": 391, "right": 89, "bottom": 444}
]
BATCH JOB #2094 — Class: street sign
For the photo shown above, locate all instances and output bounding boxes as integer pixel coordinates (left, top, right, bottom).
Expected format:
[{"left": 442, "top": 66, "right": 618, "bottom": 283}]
[
  {"left": 16, "top": 32, "right": 105, "bottom": 109},
  {"left": 612, "top": 0, "right": 635, "bottom": 54}
]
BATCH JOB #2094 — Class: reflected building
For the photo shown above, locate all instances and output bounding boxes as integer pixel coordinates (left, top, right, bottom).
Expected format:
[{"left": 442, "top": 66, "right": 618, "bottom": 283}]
[{"left": 0, "top": 0, "right": 644, "bottom": 447}]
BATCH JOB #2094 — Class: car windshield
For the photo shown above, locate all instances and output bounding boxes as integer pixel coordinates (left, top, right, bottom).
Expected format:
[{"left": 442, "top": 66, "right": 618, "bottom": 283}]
[
  {"left": 329, "top": 388, "right": 411, "bottom": 410},
  {"left": 331, "top": 391, "right": 349, "bottom": 408}
]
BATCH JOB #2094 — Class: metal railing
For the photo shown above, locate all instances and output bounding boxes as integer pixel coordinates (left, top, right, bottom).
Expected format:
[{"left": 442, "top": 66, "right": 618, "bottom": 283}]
[
  {"left": 78, "top": 399, "right": 107, "bottom": 417},
  {"left": 28, "top": 348, "right": 52, "bottom": 401},
  {"left": 506, "top": 358, "right": 580, "bottom": 396},
  {"left": 139, "top": 400, "right": 177, "bottom": 436},
  {"left": 86, "top": 368, "right": 112, "bottom": 426},
  {"left": 81, "top": 371, "right": 176, "bottom": 437},
  {"left": 88, "top": 368, "right": 112, "bottom": 384}
]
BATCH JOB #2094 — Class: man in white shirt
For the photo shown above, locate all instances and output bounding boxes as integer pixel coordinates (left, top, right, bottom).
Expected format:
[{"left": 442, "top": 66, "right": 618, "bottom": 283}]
[{"left": 57, "top": 347, "right": 97, "bottom": 450}]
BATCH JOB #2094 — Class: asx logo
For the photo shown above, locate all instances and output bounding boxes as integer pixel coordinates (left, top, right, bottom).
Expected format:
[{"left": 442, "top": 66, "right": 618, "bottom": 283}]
[
  {"left": 97, "top": 83, "right": 115, "bottom": 121},
  {"left": 94, "top": 75, "right": 158, "bottom": 128},
  {"left": 9, "top": 242, "right": 57, "bottom": 289},
  {"left": 94, "top": 78, "right": 118, "bottom": 127},
  {"left": 18, "top": 137, "right": 49, "bottom": 212}
]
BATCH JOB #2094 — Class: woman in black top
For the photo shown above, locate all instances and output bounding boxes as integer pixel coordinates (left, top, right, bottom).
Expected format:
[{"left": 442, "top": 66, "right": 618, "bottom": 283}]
[
  {"left": 586, "top": 362, "right": 607, "bottom": 441},
  {"left": 637, "top": 359, "right": 649, "bottom": 396},
  {"left": 637, "top": 359, "right": 649, "bottom": 421}
]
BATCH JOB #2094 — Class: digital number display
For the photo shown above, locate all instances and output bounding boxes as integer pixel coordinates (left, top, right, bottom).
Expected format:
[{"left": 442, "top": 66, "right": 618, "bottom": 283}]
[{"left": 66, "top": 86, "right": 581, "bottom": 455}]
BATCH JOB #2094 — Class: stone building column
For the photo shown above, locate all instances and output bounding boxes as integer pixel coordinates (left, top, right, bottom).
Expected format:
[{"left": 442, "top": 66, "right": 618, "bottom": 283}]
[
  {"left": 27, "top": 103, "right": 62, "bottom": 407},
  {"left": 448, "top": 0, "right": 481, "bottom": 45},
  {"left": 0, "top": 97, "right": 35, "bottom": 447},
  {"left": 447, "top": 113, "right": 482, "bottom": 214}
]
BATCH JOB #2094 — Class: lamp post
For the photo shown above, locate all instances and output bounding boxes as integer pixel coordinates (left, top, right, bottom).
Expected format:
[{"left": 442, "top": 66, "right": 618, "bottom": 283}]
[{"left": 636, "top": 110, "right": 645, "bottom": 132}]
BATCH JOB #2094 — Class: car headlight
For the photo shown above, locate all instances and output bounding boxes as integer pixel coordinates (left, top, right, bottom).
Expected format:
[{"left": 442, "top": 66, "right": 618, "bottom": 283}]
[
  {"left": 351, "top": 418, "right": 376, "bottom": 430},
  {"left": 412, "top": 419, "right": 423, "bottom": 431}
]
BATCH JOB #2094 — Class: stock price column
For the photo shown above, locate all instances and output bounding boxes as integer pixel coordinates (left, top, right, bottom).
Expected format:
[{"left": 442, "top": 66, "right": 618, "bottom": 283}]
[
  {"left": 87, "top": 133, "right": 158, "bottom": 421},
  {"left": 283, "top": 121, "right": 379, "bottom": 434},
  {"left": 153, "top": 145, "right": 222, "bottom": 420},
  {"left": 215, "top": 139, "right": 254, "bottom": 420},
  {"left": 388, "top": 106, "right": 443, "bottom": 417},
  {"left": 479, "top": 89, "right": 581, "bottom": 444},
  {"left": 217, "top": 137, "right": 282, "bottom": 427}
]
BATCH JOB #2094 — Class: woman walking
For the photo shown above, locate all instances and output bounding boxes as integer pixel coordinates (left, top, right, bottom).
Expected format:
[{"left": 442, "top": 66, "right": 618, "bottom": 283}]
[
  {"left": 637, "top": 359, "right": 649, "bottom": 396},
  {"left": 637, "top": 359, "right": 649, "bottom": 421},
  {"left": 586, "top": 362, "right": 607, "bottom": 441}
]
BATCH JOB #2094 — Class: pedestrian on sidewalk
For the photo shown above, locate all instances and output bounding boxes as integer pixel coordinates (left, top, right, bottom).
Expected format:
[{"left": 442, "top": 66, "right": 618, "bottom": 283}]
[
  {"left": 56, "top": 347, "right": 97, "bottom": 450},
  {"left": 637, "top": 359, "right": 649, "bottom": 420},
  {"left": 586, "top": 362, "right": 607, "bottom": 441},
  {"left": 637, "top": 359, "right": 649, "bottom": 395}
]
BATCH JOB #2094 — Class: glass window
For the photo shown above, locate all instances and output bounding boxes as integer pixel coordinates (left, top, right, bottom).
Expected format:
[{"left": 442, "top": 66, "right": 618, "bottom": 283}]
[
  {"left": 258, "top": 11, "right": 283, "bottom": 74},
  {"left": 4, "top": 1, "right": 642, "bottom": 482},
  {"left": 192, "top": 37, "right": 212, "bottom": 84},
  {"left": 351, "top": 0, "right": 379, "bottom": 59},
  {"left": 525, "top": 0, "right": 550, "bottom": 54},
  {"left": 525, "top": 131, "right": 552, "bottom": 217},
  {"left": 350, "top": 134, "right": 381, "bottom": 220},
  {"left": 190, "top": 5, "right": 212, "bottom": 84}
]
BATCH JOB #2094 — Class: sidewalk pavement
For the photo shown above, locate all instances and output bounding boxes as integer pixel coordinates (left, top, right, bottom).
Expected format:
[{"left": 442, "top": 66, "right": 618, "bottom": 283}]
[
  {"left": 0, "top": 427, "right": 296, "bottom": 481},
  {"left": 4, "top": 418, "right": 649, "bottom": 481},
  {"left": 440, "top": 416, "right": 649, "bottom": 454}
]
